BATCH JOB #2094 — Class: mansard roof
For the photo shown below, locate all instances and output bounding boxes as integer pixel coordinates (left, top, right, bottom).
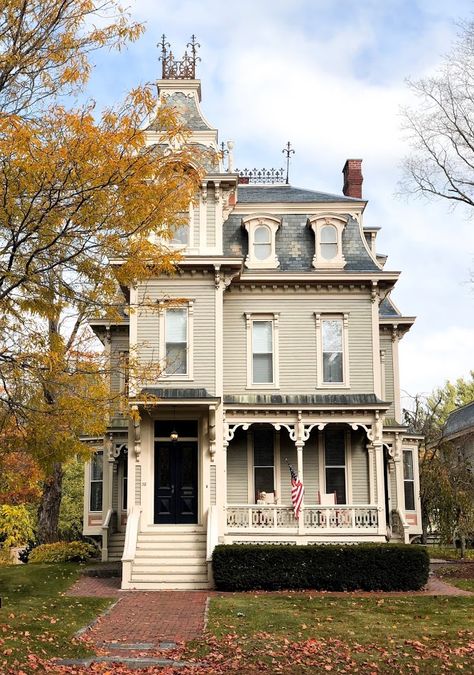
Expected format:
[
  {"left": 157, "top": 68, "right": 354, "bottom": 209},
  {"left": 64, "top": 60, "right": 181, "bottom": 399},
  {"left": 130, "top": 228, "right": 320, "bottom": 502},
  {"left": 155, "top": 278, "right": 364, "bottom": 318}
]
[
  {"left": 444, "top": 401, "right": 474, "bottom": 440},
  {"left": 379, "top": 297, "right": 402, "bottom": 317},
  {"left": 237, "top": 184, "right": 362, "bottom": 204},
  {"left": 223, "top": 210, "right": 380, "bottom": 272}
]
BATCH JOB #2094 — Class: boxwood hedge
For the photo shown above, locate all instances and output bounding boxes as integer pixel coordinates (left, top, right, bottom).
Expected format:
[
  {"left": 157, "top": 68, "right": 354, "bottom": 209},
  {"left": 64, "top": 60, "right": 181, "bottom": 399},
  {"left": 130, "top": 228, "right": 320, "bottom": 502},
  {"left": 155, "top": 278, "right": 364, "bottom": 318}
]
[{"left": 212, "top": 543, "right": 429, "bottom": 592}]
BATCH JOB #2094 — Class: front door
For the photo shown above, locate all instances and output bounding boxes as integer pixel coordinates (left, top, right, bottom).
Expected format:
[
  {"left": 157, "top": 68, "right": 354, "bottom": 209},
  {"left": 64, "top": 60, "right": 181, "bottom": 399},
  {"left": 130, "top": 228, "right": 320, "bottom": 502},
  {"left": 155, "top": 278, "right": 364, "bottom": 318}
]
[{"left": 154, "top": 441, "right": 198, "bottom": 524}]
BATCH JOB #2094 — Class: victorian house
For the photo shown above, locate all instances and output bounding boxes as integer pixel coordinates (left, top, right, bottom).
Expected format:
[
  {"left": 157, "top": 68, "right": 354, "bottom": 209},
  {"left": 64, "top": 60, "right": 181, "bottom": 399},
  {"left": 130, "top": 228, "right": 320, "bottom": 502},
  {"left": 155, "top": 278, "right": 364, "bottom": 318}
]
[{"left": 83, "top": 40, "right": 422, "bottom": 589}]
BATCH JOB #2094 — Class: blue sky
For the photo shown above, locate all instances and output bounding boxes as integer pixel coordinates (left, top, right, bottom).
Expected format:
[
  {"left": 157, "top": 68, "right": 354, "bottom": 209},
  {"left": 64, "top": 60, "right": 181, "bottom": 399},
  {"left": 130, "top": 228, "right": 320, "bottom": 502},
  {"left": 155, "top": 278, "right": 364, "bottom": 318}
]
[{"left": 87, "top": 0, "right": 473, "bottom": 398}]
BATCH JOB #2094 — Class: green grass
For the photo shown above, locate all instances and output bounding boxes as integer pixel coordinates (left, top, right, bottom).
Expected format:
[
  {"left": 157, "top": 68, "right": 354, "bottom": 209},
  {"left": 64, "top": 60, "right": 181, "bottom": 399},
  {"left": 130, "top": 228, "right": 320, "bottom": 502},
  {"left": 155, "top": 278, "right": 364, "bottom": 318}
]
[
  {"left": 184, "top": 593, "right": 474, "bottom": 673},
  {"left": 447, "top": 578, "right": 474, "bottom": 592},
  {"left": 427, "top": 545, "right": 474, "bottom": 560},
  {"left": 0, "top": 563, "right": 112, "bottom": 673}
]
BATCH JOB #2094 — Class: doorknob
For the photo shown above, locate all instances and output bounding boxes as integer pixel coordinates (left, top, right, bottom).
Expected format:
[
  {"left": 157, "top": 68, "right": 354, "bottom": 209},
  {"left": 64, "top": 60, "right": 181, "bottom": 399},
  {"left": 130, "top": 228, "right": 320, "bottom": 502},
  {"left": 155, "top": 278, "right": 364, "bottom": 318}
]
[{"left": 171, "top": 484, "right": 175, "bottom": 495}]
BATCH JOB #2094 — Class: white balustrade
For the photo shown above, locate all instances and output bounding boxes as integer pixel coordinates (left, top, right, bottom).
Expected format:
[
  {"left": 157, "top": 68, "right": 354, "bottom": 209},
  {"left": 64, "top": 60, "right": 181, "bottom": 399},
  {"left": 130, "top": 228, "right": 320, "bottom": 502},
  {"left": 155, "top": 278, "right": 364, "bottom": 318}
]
[{"left": 226, "top": 504, "right": 379, "bottom": 532}]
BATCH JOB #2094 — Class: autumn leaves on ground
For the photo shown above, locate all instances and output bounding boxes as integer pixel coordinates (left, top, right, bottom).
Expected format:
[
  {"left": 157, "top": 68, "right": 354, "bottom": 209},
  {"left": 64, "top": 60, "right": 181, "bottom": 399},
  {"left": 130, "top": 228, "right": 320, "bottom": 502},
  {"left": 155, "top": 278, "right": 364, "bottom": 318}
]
[{"left": 1, "top": 564, "right": 473, "bottom": 674}]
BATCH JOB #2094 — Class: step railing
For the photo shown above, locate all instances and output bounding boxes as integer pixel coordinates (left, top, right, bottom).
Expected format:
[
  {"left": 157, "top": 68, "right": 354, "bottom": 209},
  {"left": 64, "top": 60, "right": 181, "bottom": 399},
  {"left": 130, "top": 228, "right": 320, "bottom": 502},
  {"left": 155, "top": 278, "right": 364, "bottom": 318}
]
[
  {"left": 206, "top": 505, "right": 219, "bottom": 562},
  {"left": 226, "top": 504, "right": 380, "bottom": 533},
  {"left": 101, "top": 508, "right": 114, "bottom": 562},
  {"left": 391, "top": 508, "right": 410, "bottom": 543},
  {"left": 121, "top": 505, "right": 142, "bottom": 587}
]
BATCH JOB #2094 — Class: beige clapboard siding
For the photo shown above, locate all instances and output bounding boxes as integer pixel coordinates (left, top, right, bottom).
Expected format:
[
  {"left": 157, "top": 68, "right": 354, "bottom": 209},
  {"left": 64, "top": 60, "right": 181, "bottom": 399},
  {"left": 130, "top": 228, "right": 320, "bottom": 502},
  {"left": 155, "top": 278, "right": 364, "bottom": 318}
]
[
  {"left": 223, "top": 294, "right": 374, "bottom": 395},
  {"left": 206, "top": 187, "right": 216, "bottom": 247},
  {"left": 192, "top": 203, "right": 200, "bottom": 248},
  {"left": 380, "top": 334, "right": 395, "bottom": 418},
  {"left": 136, "top": 278, "right": 216, "bottom": 393},
  {"left": 351, "top": 434, "right": 369, "bottom": 503},
  {"left": 302, "top": 436, "right": 319, "bottom": 504},
  {"left": 110, "top": 329, "right": 129, "bottom": 393},
  {"left": 112, "top": 463, "right": 119, "bottom": 510},
  {"left": 226, "top": 431, "right": 248, "bottom": 503},
  {"left": 390, "top": 468, "right": 398, "bottom": 510},
  {"left": 279, "top": 436, "right": 297, "bottom": 504}
]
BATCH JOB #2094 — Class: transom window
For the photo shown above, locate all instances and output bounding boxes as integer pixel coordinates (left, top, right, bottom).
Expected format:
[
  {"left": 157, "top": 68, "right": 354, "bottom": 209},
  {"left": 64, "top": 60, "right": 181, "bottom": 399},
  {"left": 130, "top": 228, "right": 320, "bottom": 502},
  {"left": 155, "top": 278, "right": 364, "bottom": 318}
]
[
  {"left": 403, "top": 450, "right": 415, "bottom": 511},
  {"left": 165, "top": 308, "right": 187, "bottom": 375}
]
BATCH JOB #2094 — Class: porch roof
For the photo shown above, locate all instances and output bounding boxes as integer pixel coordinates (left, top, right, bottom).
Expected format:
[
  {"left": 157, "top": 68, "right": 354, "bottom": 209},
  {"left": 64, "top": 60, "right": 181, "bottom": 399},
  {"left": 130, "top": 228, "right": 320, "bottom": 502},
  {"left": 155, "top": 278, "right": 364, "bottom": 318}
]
[
  {"left": 223, "top": 393, "right": 387, "bottom": 408},
  {"left": 135, "top": 388, "right": 220, "bottom": 405}
]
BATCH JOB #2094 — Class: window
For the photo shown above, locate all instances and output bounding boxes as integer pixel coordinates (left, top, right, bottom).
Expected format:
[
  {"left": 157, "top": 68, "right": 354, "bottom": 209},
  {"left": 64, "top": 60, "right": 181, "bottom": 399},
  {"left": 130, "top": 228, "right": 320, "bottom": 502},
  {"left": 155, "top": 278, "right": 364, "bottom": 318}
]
[
  {"left": 246, "top": 313, "right": 279, "bottom": 387},
  {"left": 171, "top": 224, "right": 190, "bottom": 246},
  {"left": 253, "top": 428, "right": 275, "bottom": 502},
  {"left": 324, "top": 429, "right": 346, "bottom": 504},
  {"left": 403, "top": 450, "right": 415, "bottom": 510},
  {"left": 90, "top": 451, "right": 103, "bottom": 512},
  {"left": 165, "top": 308, "right": 188, "bottom": 375},
  {"left": 315, "top": 314, "right": 350, "bottom": 387},
  {"left": 242, "top": 215, "right": 281, "bottom": 269},
  {"left": 320, "top": 225, "right": 337, "bottom": 260},
  {"left": 308, "top": 215, "right": 346, "bottom": 269}
]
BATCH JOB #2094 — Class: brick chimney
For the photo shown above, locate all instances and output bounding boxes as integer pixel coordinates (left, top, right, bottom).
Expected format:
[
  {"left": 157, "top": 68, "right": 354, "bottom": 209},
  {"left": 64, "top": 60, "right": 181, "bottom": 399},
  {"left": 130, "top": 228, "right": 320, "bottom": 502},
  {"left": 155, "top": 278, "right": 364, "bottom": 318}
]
[{"left": 342, "top": 159, "right": 363, "bottom": 199}]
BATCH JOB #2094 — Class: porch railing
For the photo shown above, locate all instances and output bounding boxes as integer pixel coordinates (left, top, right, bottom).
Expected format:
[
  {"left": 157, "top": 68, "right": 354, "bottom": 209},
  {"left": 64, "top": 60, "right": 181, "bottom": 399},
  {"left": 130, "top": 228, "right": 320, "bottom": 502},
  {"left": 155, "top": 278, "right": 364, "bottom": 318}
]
[{"left": 226, "top": 504, "right": 379, "bottom": 532}]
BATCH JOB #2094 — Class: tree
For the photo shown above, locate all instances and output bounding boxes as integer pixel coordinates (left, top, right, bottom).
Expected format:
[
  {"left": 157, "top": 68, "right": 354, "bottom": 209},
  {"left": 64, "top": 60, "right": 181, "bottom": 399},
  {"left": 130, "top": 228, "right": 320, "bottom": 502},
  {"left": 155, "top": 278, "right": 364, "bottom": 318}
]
[
  {"left": 0, "top": 1, "right": 206, "bottom": 541},
  {"left": 401, "top": 20, "right": 474, "bottom": 209},
  {"left": 403, "top": 372, "right": 474, "bottom": 552}
]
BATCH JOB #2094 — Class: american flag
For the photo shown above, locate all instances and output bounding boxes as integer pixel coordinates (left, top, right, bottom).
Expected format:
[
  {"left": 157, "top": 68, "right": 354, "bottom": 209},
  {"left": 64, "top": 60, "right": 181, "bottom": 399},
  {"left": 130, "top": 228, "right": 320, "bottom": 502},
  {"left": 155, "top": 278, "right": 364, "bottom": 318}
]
[{"left": 288, "top": 462, "right": 304, "bottom": 520}]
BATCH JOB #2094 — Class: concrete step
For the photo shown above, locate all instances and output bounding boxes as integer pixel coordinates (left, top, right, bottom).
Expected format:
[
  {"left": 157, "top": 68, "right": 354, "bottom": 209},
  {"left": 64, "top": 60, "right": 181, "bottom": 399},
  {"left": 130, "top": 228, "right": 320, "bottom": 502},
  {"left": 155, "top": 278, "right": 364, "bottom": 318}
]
[
  {"left": 131, "top": 572, "right": 209, "bottom": 583},
  {"left": 137, "top": 534, "right": 206, "bottom": 544},
  {"left": 136, "top": 541, "right": 206, "bottom": 552},
  {"left": 125, "top": 580, "right": 212, "bottom": 590},
  {"left": 133, "top": 554, "right": 206, "bottom": 564},
  {"left": 132, "top": 563, "right": 207, "bottom": 574}
]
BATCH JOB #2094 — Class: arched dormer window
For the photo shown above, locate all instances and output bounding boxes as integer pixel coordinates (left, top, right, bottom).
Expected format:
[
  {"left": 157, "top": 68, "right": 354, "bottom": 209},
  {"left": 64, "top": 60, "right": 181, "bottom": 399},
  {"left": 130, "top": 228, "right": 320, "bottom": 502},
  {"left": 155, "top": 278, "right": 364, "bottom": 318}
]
[
  {"left": 242, "top": 215, "right": 281, "bottom": 269},
  {"left": 308, "top": 215, "right": 347, "bottom": 269}
]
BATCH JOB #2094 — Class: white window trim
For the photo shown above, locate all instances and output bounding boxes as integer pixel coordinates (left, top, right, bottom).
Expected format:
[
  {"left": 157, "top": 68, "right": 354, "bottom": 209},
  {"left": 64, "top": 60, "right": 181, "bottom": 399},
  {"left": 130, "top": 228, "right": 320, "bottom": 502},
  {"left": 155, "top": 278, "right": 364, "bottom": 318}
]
[
  {"left": 247, "top": 428, "right": 281, "bottom": 504},
  {"left": 308, "top": 214, "right": 347, "bottom": 269},
  {"left": 245, "top": 312, "right": 280, "bottom": 389},
  {"left": 402, "top": 447, "right": 416, "bottom": 512},
  {"left": 89, "top": 450, "right": 104, "bottom": 513},
  {"left": 315, "top": 313, "right": 350, "bottom": 389},
  {"left": 242, "top": 214, "right": 281, "bottom": 269},
  {"left": 158, "top": 301, "right": 194, "bottom": 381},
  {"left": 318, "top": 429, "right": 352, "bottom": 504}
]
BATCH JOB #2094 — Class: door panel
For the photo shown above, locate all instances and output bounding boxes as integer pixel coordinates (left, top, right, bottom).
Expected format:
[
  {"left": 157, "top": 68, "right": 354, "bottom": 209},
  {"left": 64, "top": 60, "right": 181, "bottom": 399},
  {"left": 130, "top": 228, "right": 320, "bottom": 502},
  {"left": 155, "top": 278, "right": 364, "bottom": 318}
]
[{"left": 154, "top": 442, "right": 198, "bottom": 524}]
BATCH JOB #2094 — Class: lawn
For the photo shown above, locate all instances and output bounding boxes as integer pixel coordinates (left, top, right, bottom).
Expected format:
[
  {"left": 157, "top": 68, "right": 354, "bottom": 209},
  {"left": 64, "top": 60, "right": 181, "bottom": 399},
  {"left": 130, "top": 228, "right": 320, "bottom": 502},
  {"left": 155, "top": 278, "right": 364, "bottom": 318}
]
[
  {"left": 0, "top": 563, "right": 111, "bottom": 674},
  {"left": 427, "top": 545, "right": 474, "bottom": 560},
  {"left": 435, "top": 561, "right": 474, "bottom": 593},
  {"left": 184, "top": 593, "right": 474, "bottom": 673}
]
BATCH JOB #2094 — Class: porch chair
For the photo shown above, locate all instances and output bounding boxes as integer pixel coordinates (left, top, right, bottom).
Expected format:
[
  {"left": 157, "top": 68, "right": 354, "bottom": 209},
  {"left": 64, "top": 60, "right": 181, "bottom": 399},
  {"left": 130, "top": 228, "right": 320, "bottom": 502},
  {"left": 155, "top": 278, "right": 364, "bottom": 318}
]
[{"left": 318, "top": 490, "right": 337, "bottom": 505}]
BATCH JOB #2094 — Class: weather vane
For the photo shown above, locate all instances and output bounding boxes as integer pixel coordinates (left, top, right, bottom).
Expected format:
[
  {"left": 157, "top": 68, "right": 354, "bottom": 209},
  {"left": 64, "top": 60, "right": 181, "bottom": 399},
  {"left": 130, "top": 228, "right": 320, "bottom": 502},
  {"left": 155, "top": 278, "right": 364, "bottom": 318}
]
[{"left": 282, "top": 141, "right": 295, "bottom": 185}]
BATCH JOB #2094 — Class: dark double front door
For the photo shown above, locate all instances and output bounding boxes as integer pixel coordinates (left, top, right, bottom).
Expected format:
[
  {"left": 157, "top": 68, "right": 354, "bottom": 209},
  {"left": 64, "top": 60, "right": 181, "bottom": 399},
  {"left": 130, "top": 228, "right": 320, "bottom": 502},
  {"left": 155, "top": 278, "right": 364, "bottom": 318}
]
[{"left": 154, "top": 441, "right": 198, "bottom": 524}]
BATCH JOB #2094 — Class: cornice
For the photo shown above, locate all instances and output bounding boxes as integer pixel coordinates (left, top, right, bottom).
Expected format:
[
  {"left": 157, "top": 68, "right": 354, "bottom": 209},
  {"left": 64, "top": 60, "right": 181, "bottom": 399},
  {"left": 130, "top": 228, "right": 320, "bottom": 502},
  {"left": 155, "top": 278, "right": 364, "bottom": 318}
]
[{"left": 232, "top": 201, "right": 367, "bottom": 216}]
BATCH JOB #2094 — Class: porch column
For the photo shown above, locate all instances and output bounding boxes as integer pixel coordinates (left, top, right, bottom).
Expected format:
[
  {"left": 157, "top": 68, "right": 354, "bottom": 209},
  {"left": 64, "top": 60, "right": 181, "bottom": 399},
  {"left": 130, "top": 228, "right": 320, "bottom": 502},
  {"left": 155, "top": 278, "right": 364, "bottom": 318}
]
[
  {"left": 295, "top": 412, "right": 305, "bottom": 534},
  {"left": 367, "top": 444, "right": 376, "bottom": 504},
  {"left": 101, "top": 434, "right": 114, "bottom": 561},
  {"left": 393, "top": 434, "right": 405, "bottom": 511},
  {"left": 371, "top": 415, "right": 387, "bottom": 536}
]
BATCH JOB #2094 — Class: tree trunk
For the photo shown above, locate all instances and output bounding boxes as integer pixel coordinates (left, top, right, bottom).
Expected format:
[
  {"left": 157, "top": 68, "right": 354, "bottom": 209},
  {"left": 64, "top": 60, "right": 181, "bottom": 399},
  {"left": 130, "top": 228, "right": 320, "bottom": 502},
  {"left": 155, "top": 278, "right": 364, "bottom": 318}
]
[
  {"left": 37, "top": 462, "right": 64, "bottom": 544},
  {"left": 421, "top": 503, "right": 429, "bottom": 544},
  {"left": 460, "top": 534, "right": 466, "bottom": 559}
]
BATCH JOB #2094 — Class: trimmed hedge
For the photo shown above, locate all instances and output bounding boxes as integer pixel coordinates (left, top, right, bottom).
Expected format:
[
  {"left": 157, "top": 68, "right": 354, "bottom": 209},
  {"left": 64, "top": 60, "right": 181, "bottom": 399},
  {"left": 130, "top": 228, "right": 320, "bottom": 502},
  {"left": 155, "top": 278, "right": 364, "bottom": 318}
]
[
  {"left": 212, "top": 544, "right": 429, "bottom": 592},
  {"left": 29, "top": 540, "right": 98, "bottom": 564}
]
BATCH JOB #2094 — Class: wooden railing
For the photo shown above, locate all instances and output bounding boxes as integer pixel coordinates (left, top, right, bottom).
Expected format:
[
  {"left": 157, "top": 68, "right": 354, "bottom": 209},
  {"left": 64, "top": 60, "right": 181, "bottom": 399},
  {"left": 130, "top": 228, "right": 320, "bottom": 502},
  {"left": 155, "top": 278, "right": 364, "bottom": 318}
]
[{"left": 226, "top": 504, "right": 380, "bottom": 533}]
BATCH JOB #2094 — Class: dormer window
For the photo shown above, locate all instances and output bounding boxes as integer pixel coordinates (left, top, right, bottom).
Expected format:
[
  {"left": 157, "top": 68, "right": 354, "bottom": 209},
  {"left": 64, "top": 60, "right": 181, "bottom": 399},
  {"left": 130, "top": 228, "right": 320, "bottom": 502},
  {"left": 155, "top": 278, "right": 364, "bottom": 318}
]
[
  {"left": 308, "top": 215, "right": 347, "bottom": 269},
  {"left": 242, "top": 215, "right": 280, "bottom": 269}
]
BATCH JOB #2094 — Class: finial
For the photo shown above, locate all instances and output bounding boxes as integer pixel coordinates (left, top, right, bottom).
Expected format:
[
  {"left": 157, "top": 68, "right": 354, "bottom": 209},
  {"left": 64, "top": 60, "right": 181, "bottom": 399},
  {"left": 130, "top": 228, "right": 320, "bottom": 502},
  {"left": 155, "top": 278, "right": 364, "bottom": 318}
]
[
  {"left": 158, "top": 34, "right": 201, "bottom": 79},
  {"left": 282, "top": 141, "right": 295, "bottom": 185}
]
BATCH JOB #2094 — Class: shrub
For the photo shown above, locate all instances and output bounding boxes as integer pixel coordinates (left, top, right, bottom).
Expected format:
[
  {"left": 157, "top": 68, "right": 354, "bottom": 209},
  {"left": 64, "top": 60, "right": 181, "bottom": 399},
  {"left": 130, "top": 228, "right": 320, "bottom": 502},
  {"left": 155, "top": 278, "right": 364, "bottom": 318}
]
[
  {"left": 0, "top": 504, "right": 34, "bottom": 548},
  {"left": 28, "top": 540, "right": 98, "bottom": 564},
  {"left": 212, "top": 543, "right": 429, "bottom": 592}
]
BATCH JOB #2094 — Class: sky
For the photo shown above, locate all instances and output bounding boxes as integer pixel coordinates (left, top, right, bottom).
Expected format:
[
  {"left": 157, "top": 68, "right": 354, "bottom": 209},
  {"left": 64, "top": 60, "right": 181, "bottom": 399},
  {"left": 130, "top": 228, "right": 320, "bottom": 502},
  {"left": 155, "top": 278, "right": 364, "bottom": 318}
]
[{"left": 87, "top": 0, "right": 473, "bottom": 400}]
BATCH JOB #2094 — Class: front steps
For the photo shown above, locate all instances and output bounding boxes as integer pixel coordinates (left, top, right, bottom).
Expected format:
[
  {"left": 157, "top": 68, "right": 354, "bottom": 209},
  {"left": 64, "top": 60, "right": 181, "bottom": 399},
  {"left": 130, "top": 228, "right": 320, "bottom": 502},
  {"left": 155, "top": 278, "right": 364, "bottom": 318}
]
[
  {"left": 127, "top": 529, "right": 211, "bottom": 590},
  {"left": 108, "top": 532, "right": 125, "bottom": 562}
]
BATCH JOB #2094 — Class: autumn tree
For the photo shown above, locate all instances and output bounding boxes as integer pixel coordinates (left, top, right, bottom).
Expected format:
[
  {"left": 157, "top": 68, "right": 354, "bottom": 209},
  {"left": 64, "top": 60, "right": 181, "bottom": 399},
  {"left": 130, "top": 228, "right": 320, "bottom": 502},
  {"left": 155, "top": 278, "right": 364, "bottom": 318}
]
[
  {"left": 0, "top": 1, "right": 205, "bottom": 541},
  {"left": 403, "top": 372, "right": 474, "bottom": 551},
  {"left": 401, "top": 19, "right": 474, "bottom": 210}
]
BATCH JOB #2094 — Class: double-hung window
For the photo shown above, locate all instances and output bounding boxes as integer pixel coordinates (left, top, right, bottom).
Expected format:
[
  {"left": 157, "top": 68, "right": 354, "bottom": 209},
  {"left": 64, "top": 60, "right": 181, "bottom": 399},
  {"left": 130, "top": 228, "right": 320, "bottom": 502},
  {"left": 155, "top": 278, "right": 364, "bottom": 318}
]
[
  {"left": 253, "top": 428, "right": 275, "bottom": 502},
  {"left": 89, "top": 451, "right": 103, "bottom": 512},
  {"left": 159, "top": 302, "right": 194, "bottom": 380},
  {"left": 242, "top": 215, "right": 280, "bottom": 269},
  {"left": 315, "top": 313, "right": 349, "bottom": 387},
  {"left": 165, "top": 308, "right": 188, "bottom": 375},
  {"left": 308, "top": 215, "right": 346, "bottom": 269},
  {"left": 324, "top": 429, "right": 347, "bottom": 504},
  {"left": 246, "top": 313, "right": 279, "bottom": 387},
  {"left": 403, "top": 450, "right": 415, "bottom": 510}
]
